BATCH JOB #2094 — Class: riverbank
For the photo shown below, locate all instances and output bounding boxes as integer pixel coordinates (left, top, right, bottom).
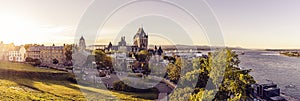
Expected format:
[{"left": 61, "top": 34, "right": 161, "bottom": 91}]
[{"left": 280, "top": 51, "right": 300, "bottom": 57}]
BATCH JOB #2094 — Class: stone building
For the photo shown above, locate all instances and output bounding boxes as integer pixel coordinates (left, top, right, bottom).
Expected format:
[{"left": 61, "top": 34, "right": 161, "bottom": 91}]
[
  {"left": 40, "top": 46, "right": 65, "bottom": 65},
  {"left": 104, "top": 27, "right": 149, "bottom": 53},
  {"left": 27, "top": 46, "right": 65, "bottom": 65},
  {"left": 86, "top": 27, "right": 150, "bottom": 53},
  {"left": 27, "top": 46, "right": 43, "bottom": 60},
  {"left": 107, "top": 36, "right": 132, "bottom": 52},
  {"left": 118, "top": 36, "right": 126, "bottom": 46},
  {"left": 133, "top": 27, "right": 148, "bottom": 50}
]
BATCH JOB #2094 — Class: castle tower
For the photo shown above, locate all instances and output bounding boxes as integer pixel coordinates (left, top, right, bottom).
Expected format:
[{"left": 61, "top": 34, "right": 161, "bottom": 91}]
[
  {"left": 133, "top": 26, "right": 148, "bottom": 50},
  {"left": 79, "top": 36, "right": 86, "bottom": 50},
  {"left": 118, "top": 36, "right": 127, "bottom": 46}
]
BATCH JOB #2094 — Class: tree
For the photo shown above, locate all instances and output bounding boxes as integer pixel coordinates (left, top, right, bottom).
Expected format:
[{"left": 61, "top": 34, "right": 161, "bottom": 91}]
[
  {"left": 64, "top": 44, "right": 73, "bottom": 66},
  {"left": 166, "top": 57, "right": 182, "bottom": 83},
  {"left": 25, "top": 57, "right": 34, "bottom": 62},
  {"left": 53, "top": 58, "right": 59, "bottom": 64},
  {"left": 33, "top": 59, "right": 41, "bottom": 66},
  {"left": 170, "top": 49, "right": 256, "bottom": 100},
  {"left": 135, "top": 50, "right": 150, "bottom": 62},
  {"left": 157, "top": 46, "right": 163, "bottom": 55},
  {"left": 131, "top": 50, "right": 152, "bottom": 74},
  {"left": 93, "top": 49, "right": 113, "bottom": 70},
  {"left": 24, "top": 44, "right": 41, "bottom": 50}
]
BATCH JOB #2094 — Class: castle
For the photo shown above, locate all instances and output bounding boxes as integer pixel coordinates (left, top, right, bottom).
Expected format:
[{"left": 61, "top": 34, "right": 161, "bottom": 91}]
[
  {"left": 86, "top": 26, "right": 163, "bottom": 55},
  {"left": 105, "top": 26, "right": 149, "bottom": 53},
  {"left": 133, "top": 26, "right": 148, "bottom": 50}
]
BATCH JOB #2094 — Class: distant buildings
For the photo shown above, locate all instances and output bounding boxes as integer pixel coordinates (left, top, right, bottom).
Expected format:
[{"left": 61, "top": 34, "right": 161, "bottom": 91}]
[
  {"left": 27, "top": 46, "right": 43, "bottom": 60},
  {"left": 107, "top": 36, "right": 133, "bottom": 52},
  {"left": 72, "top": 36, "right": 91, "bottom": 67},
  {"left": 89, "top": 27, "right": 150, "bottom": 53},
  {"left": 115, "top": 26, "right": 149, "bottom": 52},
  {"left": 8, "top": 46, "right": 26, "bottom": 62},
  {"left": 26, "top": 45, "right": 65, "bottom": 65},
  {"left": 0, "top": 42, "right": 15, "bottom": 61},
  {"left": 40, "top": 46, "right": 65, "bottom": 65}
]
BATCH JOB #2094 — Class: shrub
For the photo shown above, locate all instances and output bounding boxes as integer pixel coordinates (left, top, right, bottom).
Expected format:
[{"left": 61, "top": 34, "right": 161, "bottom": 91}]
[{"left": 112, "top": 80, "right": 158, "bottom": 93}]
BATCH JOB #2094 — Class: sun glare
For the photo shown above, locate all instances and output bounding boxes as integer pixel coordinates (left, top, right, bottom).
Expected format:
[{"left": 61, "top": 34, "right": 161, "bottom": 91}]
[{"left": 0, "top": 15, "right": 39, "bottom": 45}]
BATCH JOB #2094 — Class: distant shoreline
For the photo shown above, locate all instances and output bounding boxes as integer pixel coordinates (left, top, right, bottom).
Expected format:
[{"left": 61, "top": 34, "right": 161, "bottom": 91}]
[{"left": 279, "top": 52, "right": 300, "bottom": 57}]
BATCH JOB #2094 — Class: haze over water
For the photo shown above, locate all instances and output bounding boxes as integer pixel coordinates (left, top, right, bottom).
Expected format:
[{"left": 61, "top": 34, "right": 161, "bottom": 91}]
[{"left": 239, "top": 50, "right": 300, "bottom": 100}]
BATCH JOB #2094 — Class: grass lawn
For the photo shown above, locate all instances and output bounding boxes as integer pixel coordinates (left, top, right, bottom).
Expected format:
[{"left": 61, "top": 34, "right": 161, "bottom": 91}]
[
  {"left": 0, "top": 61, "right": 63, "bottom": 73},
  {"left": 0, "top": 61, "right": 157, "bottom": 100}
]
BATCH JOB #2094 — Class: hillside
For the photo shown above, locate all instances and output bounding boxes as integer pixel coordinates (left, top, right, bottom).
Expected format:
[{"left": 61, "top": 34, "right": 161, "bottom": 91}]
[{"left": 0, "top": 61, "right": 156, "bottom": 100}]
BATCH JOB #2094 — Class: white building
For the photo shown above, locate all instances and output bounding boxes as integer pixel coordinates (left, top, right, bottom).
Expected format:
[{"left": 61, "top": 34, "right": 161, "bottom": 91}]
[{"left": 8, "top": 46, "right": 26, "bottom": 62}]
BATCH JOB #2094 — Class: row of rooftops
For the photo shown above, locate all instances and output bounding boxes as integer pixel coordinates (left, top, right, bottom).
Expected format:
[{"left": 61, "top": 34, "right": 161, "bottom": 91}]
[
  {"left": 27, "top": 46, "right": 64, "bottom": 52},
  {"left": 0, "top": 43, "right": 22, "bottom": 52}
]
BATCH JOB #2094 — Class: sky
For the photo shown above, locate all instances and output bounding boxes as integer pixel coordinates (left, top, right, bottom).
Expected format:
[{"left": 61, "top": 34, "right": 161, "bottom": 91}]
[{"left": 0, "top": 0, "right": 299, "bottom": 49}]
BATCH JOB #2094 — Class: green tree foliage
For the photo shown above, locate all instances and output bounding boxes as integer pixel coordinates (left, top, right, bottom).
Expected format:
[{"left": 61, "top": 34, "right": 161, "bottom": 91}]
[
  {"left": 131, "top": 50, "right": 152, "bottom": 74},
  {"left": 166, "top": 56, "right": 192, "bottom": 83},
  {"left": 113, "top": 79, "right": 158, "bottom": 93},
  {"left": 63, "top": 44, "right": 73, "bottom": 66},
  {"left": 166, "top": 63, "right": 181, "bottom": 83},
  {"left": 92, "top": 49, "right": 113, "bottom": 70},
  {"left": 165, "top": 57, "right": 183, "bottom": 83},
  {"left": 135, "top": 50, "right": 151, "bottom": 62},
  {"left": 169, "top": 87, "right": 194, "bottom": 101},
  {"left": 24, "top": 44, "right": 41, "bottom": 50},
  {"left": 190, "top": 89, "right": 215, "bottom": 101},
  {"left": 170, "top": 49, "right": 256, "bottom": 101}
]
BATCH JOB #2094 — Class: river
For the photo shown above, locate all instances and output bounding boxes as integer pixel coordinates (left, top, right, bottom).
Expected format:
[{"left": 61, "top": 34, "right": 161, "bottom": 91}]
[{"left": 238, "top": 50, "right": 300, "bottom": 100}]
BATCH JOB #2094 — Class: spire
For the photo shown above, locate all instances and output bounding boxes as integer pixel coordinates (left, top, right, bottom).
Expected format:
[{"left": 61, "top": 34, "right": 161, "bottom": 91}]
[
  {"left": 80, "top": 36, "right": 84, "bottom": 40},
  {"left": 137, "top": 27, "right": 144, "bottom": 34},
  {"left": 79, "top": 35, "right": 86, "bottom": 50}
]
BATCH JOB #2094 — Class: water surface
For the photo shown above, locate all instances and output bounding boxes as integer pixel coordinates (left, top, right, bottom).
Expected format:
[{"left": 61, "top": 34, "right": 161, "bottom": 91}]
[{"left": 239, "top": 50, "right": 300, "bottom": 99}]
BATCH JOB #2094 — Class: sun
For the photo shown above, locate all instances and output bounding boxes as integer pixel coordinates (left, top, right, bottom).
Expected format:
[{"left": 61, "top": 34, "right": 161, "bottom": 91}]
[{"left": 0, "top": 15, "right": 38, "bottom": 45}]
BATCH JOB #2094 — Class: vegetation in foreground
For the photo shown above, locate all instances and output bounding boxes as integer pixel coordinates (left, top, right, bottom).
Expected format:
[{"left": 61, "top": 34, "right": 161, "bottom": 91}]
[
  {"left": 0, "top": 61, "right": 156, "bottom": 100},
  {"left": 168, "top": 49, "right": 256, "bottom": 101}
]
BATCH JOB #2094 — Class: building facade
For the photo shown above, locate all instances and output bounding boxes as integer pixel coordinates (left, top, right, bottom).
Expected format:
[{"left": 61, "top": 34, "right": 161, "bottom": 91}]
[
  {"left": 40, "top": 46, "right": 65, "bottom": 65},
  {"left": 106, "top": 36, "right": 133, "bottom": 52},
  {"left": 27, "top": 46, "right": 65, "bottom": 65},
  {"left": 0, "top": 42, "right": 15, "bottom": 61},
  {"left": 8, "top": 46, "right": 26, "bottom": 62},
  {"left": 27, "top": 46, "right": 43, "bottom": 60},
  {"left": 133, "top": 27, "right": 148, "bottom": 50},
  {"left": 89, "top": 27, "right": 150, "bottom": 54}
]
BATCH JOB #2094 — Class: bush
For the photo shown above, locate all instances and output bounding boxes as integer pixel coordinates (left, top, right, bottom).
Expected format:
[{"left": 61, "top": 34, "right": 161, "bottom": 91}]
[
  {"left": 112, "top": 80, "right": 158, "bottom": 93},
  {"left": 32, "top": 59, "right": 41, "bottom": 66},
  {"left": 25, "top": 57, "right": 34, "bottom": 62}
]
